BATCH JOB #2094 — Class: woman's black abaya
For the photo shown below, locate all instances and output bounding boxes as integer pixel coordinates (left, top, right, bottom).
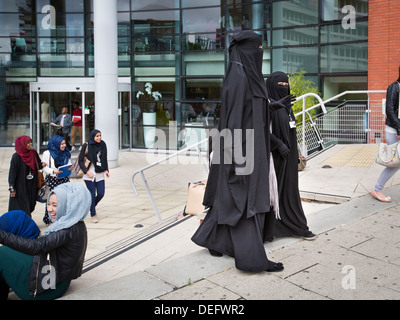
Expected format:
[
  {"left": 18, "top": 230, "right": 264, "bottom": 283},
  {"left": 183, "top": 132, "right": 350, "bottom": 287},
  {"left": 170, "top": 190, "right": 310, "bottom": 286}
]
[
  {"left": 267, "top": 72, "right": 314, "bottom": 238},
  {"left": 192, "top": 31, "right": 283, "bottom": 272}
]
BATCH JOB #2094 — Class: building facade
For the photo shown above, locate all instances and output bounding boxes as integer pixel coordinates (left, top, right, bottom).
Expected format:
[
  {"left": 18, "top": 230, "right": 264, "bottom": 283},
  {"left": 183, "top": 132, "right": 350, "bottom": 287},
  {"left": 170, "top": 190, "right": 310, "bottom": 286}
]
[{"left": 0, "top": 0, "right": 377, "bottom": 154}]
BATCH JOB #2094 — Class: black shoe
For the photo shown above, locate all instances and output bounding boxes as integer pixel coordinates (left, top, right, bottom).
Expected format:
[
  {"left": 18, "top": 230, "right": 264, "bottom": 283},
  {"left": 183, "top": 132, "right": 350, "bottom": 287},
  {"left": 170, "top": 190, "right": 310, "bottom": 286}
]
[
  {"left": 208, "top": 249, "right": 223, "bottom": 257},
  {"left": 266, "top": 261, "right": 284, "bottom": 272},
  {"left": 303, "top": 231, "right": 317, "bottom": 240}
]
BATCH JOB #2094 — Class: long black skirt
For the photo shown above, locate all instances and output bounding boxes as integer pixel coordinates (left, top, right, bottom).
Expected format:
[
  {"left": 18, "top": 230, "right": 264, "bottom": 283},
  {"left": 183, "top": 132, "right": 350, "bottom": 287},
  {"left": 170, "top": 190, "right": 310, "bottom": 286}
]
[{"left": 192, "top": 208, "right": 274, "bottom": 272}]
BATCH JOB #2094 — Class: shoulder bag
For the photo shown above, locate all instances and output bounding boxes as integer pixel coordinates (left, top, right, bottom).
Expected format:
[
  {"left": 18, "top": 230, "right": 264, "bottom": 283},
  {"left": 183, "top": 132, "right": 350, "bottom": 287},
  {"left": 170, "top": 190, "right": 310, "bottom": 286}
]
[{"left": 376, "top": 141, "right": 400, "bottom": 167}]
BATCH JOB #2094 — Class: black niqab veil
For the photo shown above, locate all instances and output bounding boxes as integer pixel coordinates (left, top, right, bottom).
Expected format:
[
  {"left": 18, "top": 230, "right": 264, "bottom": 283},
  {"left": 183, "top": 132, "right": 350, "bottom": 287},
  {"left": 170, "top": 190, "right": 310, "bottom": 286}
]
[
  {"left": 192, "top": 31, "right": 278, "bottom": 272},
  {"left": 267, "top": 71, "right": 312, "bottom": 238}
]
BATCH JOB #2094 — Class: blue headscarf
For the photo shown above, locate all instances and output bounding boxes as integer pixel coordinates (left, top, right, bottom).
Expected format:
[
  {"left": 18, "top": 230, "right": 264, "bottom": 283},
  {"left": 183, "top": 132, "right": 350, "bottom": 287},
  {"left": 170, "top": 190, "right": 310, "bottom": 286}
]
[
  {"left": 43, "top": 183, "right": 91, "bottom": 236},
  {"left": 47, "top": 135, "right": 71, "bottom": 166},
  {"left": 0, "top": 210, "right": 40, "bottom": 239}
]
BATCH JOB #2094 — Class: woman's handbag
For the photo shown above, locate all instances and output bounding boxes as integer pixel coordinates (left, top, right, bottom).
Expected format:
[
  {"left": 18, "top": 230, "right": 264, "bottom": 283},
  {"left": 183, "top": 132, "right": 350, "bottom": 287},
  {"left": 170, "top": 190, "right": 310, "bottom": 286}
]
[
  {"left": 35, "top": 158, "right": 45, "bottom": 190},
  {"left": 185, "top": 181, "right": 206, "bottom": 215},
  {"left": 375, "top": 141, "right": 400, "bottom": 167},
  {"left": 37, "top": 182, "right": 51, "bottom": 203},
  {"left": 71, "top": 144, "right": 89, "bottom": 178}
]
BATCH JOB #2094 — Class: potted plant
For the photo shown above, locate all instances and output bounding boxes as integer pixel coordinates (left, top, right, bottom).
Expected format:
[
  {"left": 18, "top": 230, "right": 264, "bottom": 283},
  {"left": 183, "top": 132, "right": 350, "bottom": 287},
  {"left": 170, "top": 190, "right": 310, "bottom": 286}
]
[{"left": 136, "top": 82, "right": 162, "bottom": 148}]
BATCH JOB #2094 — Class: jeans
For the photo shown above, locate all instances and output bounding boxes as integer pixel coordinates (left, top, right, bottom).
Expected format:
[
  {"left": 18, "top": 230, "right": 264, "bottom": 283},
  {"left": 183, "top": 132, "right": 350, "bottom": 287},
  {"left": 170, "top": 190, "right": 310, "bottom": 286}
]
[
  {"left": 84, "top": 179, "right": 105, "bottom": 217},
  {"left": 374, "top": 130, "right": 400, "bottom": 192}
]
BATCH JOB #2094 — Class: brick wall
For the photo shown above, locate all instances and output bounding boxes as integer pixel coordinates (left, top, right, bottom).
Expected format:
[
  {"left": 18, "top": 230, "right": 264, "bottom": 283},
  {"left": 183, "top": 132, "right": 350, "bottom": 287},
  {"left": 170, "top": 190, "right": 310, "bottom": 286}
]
[{"left": 368, "top": 0, "right": 400, "bottom": 142}]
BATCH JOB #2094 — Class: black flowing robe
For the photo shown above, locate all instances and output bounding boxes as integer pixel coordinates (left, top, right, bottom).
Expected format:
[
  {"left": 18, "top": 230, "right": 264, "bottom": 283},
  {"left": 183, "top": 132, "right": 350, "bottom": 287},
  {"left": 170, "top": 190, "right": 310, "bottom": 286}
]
[
  {"left": 192, "top": 52, "right": 275, "bottom": 272},
  {"left": 8, "top": 152, "right": 42, "bottom": 217},
  {"left": 270, "top": 106, "right": 311, "bottom": 237}
]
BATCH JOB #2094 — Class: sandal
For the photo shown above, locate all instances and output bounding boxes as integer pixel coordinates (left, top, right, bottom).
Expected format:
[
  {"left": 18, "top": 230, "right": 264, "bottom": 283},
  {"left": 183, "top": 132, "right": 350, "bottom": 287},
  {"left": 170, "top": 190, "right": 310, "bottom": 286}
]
[{"left": 371, "top": 189, "right": 391, "bottom": 203}]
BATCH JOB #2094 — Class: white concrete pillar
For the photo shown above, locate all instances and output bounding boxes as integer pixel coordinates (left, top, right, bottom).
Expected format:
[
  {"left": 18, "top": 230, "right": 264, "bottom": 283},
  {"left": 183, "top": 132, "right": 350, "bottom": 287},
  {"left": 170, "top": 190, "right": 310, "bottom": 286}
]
[{"left": 93, "top": 0, "right": 119, "bottom": 168}]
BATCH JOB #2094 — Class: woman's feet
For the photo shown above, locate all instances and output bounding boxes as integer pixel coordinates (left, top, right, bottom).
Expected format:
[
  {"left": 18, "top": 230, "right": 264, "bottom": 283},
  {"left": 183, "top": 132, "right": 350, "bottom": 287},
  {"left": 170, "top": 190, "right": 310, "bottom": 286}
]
[
  {"left": 266, "top": 261, "right": 284, "bottom": 272},
  {"left": 371, "top": 189, "right": 391, "bottom": 203},
  {"left": 208, "top": 249, "right": 223, "bottom": 257},
  {"left": 91, "top": 215, "right": 99, "bottom": 223}
]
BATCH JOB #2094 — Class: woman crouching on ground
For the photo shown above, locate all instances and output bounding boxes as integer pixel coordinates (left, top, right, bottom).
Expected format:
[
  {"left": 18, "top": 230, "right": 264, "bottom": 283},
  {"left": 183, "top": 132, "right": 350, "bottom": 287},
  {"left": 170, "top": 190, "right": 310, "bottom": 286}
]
[{"left": 0, "top": 182, "right": 91, "bottom": 300}]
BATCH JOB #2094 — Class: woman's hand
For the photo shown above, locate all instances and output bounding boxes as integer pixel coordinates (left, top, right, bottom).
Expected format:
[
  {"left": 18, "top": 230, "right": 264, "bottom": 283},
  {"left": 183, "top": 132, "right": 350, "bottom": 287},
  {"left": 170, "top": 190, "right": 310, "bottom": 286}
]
[
  {"left": 105, "top": 170, "right": 110, "bottom": 178},
  {"left": 86, "top": 171, "right": 94, "bottom": 179},
  {"left": 54, "top": 169, "right": 62, "bottom": 175},
  {"left": 9, "top": 186, "right": 16, "bottom": 198}
]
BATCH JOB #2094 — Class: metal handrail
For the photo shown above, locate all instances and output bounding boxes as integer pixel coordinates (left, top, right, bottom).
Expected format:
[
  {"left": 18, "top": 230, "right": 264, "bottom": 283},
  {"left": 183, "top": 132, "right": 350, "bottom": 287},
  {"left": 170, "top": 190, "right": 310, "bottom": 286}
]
[{"left": 131, "top": 138, "right": 209, "bottom": 222}]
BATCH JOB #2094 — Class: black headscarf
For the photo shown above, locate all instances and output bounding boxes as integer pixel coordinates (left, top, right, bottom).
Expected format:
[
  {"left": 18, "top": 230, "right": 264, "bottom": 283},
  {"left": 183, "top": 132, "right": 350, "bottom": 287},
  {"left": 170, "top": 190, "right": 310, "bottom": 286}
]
[
  {"left": 87, "top": 129, "right": 108, "bottom": 173},
  {"left": 228, "top": 31, "right": 267, "bottom": 99},
  {"left": 266, "top": 71, "right": 291, "bottom": 101}
]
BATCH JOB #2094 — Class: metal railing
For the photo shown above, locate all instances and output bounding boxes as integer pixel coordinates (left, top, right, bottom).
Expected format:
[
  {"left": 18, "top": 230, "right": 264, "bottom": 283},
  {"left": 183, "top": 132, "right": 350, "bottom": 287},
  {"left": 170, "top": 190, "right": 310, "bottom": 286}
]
[
  {"left": 130, "top": 138, "right": 209, "bottom": 222},
  {"left": 294, "top": 90, "right": 386, "bottom": 157}
]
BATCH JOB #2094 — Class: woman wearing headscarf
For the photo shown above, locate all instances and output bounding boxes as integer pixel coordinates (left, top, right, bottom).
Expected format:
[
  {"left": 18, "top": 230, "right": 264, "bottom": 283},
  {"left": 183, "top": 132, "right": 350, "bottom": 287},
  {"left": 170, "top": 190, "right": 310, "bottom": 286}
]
[
  {"left": 192, "top": 31, "right": 286, "bottom": 272},
  {"left": 0, "top": 210, "right": 40, "bottom": 240},
  {"left": 266, "top": 71, "right": 316, "bottom": 240},
  {"left": 41, "top": 135, "right": 73, "bottom": 225},
  {"left": 78, "top": 129, "right": 109, "bottom": 223},
  {"left": 8, "top": 136, "right": 43, "bottom": 217},
  {"left": 0, "top": 183, "right": 91, "bottom": 300}
]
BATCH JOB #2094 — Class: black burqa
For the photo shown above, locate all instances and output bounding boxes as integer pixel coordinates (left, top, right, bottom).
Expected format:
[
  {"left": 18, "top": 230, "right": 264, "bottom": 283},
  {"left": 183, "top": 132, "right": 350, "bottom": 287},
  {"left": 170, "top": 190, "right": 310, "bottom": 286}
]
[
  {"left": 191, "top": 31, "right": 278, "bottom": 272},
  {"left": 267, "top": 71, "right": 312, "bottom": 238}
]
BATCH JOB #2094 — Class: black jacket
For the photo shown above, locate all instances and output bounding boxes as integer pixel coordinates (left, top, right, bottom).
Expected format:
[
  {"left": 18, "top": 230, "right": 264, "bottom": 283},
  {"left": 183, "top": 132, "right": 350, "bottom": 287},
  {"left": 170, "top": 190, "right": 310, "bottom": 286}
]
[
  {"left": 0, "top": 221, "right": 87, "bottom": 297},
  {"left": 385, "top": 81, "right": 400, "bottom": 134}
]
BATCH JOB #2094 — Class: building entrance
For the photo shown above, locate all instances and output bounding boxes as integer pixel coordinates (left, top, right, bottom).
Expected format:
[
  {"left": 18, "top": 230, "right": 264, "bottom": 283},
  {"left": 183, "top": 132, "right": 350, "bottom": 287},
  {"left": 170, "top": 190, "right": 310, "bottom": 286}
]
[{"left": 29, "top": 78, "right": 131, "bottom": 153}]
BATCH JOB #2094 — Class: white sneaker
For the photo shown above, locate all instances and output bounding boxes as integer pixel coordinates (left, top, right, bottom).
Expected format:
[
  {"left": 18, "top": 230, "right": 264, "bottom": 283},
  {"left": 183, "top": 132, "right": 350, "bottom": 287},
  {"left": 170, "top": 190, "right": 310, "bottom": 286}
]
[
  {"left": 91, "top": 215, "right": 99, "bottom": 223},
  {"left": 71, "top": 146, "right": 75, "bottom": 151}
]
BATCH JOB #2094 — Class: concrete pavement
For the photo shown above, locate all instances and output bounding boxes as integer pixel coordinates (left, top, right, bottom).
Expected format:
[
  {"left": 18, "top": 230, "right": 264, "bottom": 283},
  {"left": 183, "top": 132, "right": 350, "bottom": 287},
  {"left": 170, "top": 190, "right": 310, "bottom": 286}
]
[{"left": 1, "top": 143, "right": 400, "bottom": 300}]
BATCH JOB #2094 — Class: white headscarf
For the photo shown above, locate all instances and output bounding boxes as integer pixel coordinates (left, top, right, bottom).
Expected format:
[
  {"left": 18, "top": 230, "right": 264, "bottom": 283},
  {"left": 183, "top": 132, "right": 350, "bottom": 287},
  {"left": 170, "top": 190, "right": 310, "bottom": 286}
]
[{"left": 43, "top": 183, "right": 91, "bottom": 236}]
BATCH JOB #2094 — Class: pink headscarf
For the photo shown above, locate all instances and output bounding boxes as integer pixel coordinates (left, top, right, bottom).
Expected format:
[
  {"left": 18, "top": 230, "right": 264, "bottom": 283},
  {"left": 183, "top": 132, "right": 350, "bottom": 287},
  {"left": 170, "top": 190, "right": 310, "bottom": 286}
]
[{"left": 15, "top": 136, "right": 36, "bottom": 173}]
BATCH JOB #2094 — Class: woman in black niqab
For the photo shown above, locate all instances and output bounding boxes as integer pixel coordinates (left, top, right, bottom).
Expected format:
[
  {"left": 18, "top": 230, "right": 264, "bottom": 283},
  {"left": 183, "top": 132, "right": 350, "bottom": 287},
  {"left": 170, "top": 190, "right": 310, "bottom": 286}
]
[
  {"left": 267, "top": 71, "right": 316, "bottom": 240},
  {"left": 191, "top": 31, "right": 283, "bottom": 272}
]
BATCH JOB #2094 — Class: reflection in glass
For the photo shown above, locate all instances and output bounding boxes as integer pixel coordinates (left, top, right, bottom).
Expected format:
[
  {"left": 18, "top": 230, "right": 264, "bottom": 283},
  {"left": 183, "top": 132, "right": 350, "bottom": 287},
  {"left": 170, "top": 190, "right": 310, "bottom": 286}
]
[
  {"left": 320, "top": 22, "right": 368, "bottom": 43},
  {"left": 272, "top": 47, "right": 318, "bottom": 74},
  {"left": 183, "top": 78, "right": 223, "bottom": 101},
  {"left": 131, "top": 0, "right": 177, "bottom": 11},
  {"left": 322, "top": 0, "right": 368, "bottom": 21},
  {"left": 183, "top": 8, "right": 221, "bottom": 34},
  {"left": 272, "top": 26, "right": 319, "bottom": 46},
  {"left": 183, "top": 51, "right": 225, "bottom": 76},
  {"left": 320, "top": 43, "right": 367, "bottom": 73},
  {"left": 272, "top": 0, "right": 318, "bottom": 28}
]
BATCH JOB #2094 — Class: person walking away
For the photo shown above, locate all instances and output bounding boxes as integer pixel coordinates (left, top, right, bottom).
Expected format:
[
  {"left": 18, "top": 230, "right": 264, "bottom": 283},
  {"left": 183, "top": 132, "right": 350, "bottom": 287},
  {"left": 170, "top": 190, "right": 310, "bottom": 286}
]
[
  {"left": 78, "top": 129, "right": 109, "bottom": 223},
  {"left": 51, "top": 106, "right": 72, "bottom": 150},
  {"left": 71, "top": 101, "right": 83, "bottom": 151},
  {"left": 371, "top": 66, "right": 400, "bottom": 202},
  {"left": 8, "top": 136, "right": 44, "bottom": 217},
  {"left": 0, "top": 182, "right": 91, "bottom": 300},
  {"left": 41, "top": 135, "right": 73, "bottom": 225},
  {"left": 192, "top": 31, "right": 287, "bottom": 272},
  {"left": 267, "top": 71, "right": 316, "bottom": 240}
]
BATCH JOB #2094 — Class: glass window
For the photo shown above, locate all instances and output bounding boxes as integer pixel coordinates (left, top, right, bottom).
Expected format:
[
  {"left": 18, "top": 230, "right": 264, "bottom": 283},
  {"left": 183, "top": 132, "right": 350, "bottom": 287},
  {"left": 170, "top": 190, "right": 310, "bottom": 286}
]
[
  {"left": 133, "top": 35, "right": 178, "bottom": 53},
  {"left": 36, "top": 0, "right": 84, "bottom": 12},
  {"left": 38, "top": 53, "right": 84, "bottom": 76},
  {"left": 183, "top": 8, "right": 222, "bottom": 34},
  {"left": 183, "top": 51, "right": 225, "bottom": 76},
  {"left": 182, "top": 0, "right": 221, "bottom": 8},
  {"left": 272, "top": 47, "right": 318, "bottom": 74},
  {"left": 118, "top": 12, "right": 130, "bottom": 37},
  {"left": 272, "top": 26, "right": 319, "bottom": 46},
  {"left": 117, "top": 0, "right": 130, "bottom": 11},
  {"left": 320, "top": 43, "right": 368, "bottom": 73},
  {"left": 323, "top": 76, "right": 367, "bottom": 99},
  {"left": 321, "top": 21, "right": 368, "bottom": 43},
  {"left": 131, "top": 0, "right": 178, "bottom": 11},
  {"left": 322, "top": 0, "right": 368, "bottom": 21},
  {"left": 132, "top": 10, "right": 179, "bottom": 36},
  {"left": 182, "top": 33, "right": 224, "bottom": 51},
  {"left": 0, "top": 14, "right": 36, "bottom": 37},
  {"left": 0, "top": 1, "right": 34, "bottom": 12},
  {"left": 183, "top": 78, "right": 223, "bottom": 100},
  {"left": 4, "top": 55, "right": 37, "bottom": 76},
  {"left": 38, "top": 38, "right": 65, "bottom": 53},
  {"left": 37, "top": 13, "right": 84, "bottom": 37},
  {"left": 272, "top": 0, "right": 319, "bottom": 28}
]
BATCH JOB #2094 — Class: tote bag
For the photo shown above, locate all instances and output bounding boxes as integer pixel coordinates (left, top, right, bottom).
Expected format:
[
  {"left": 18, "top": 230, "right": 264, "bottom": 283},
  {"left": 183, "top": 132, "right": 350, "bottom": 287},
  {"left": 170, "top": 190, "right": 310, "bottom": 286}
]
[{"left": 375, "top": 141, "right": 400, "bottom": 167}]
